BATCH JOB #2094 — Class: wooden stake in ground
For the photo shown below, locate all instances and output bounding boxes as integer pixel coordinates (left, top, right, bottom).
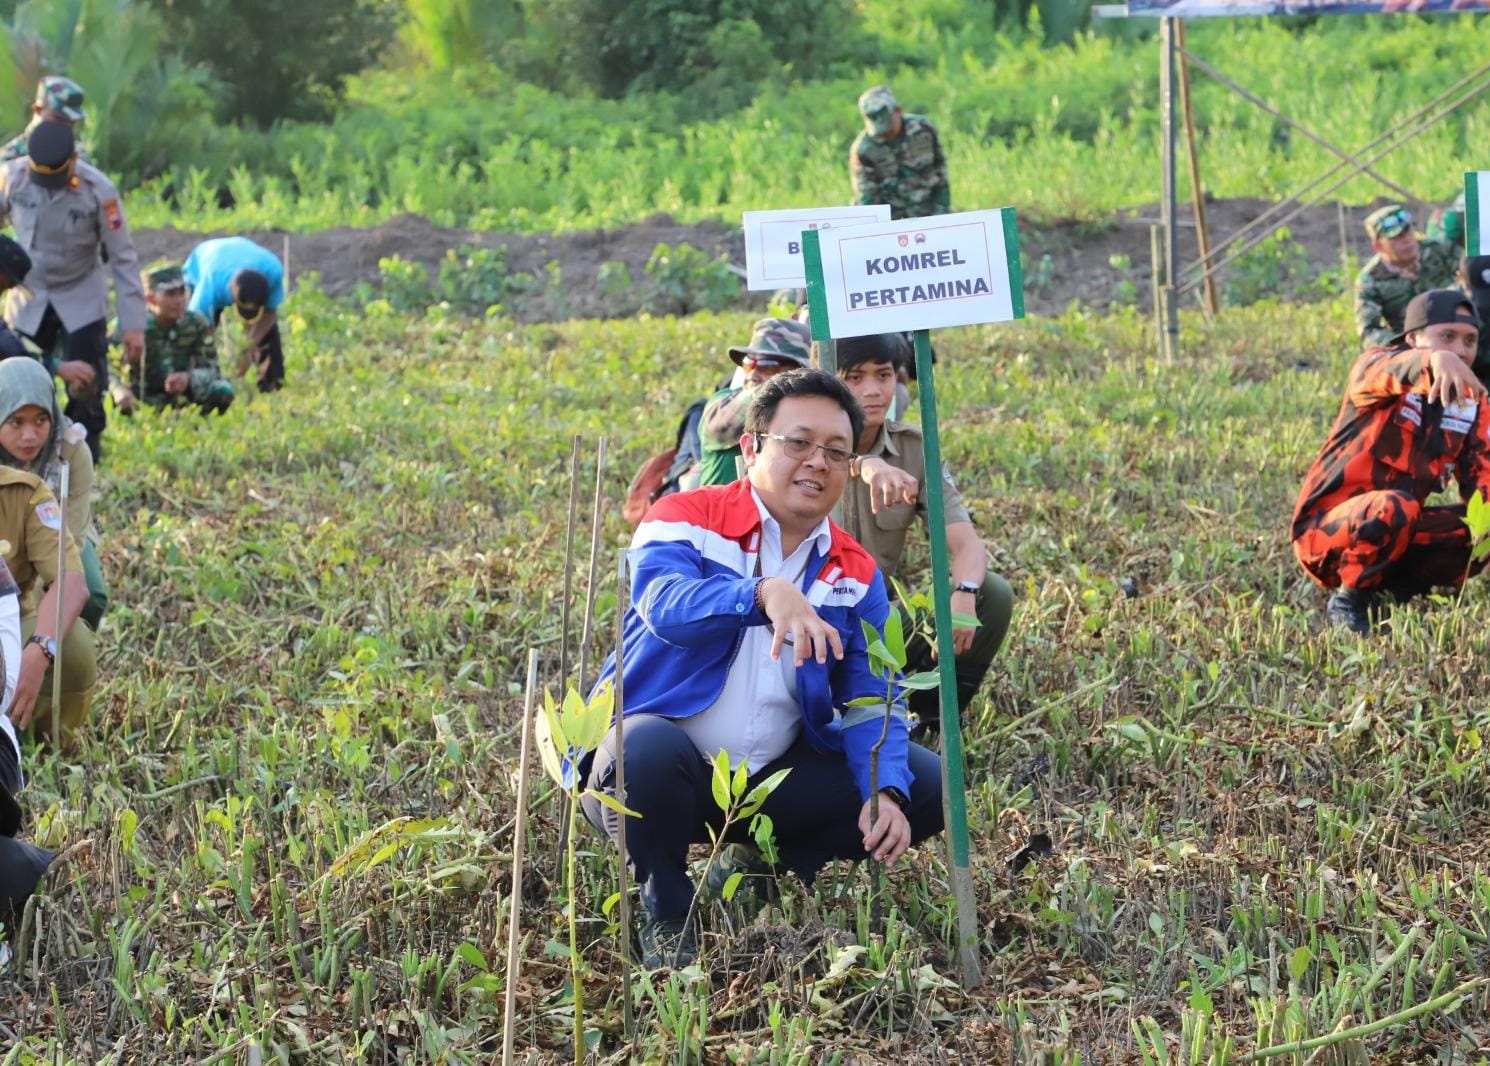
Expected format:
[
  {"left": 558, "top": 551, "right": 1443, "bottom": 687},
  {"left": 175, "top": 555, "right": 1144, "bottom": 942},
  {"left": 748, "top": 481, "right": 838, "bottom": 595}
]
[
  {"left": 558, "top": 436, "right": 583, "bottom": 690},
  {"left": 612, "top": 551, "right": 634, "bottom": 1042},
  {"left": 1176, "top": 20, "right": 1220, "bottom": 317},
  {"left": 501, "top": 649, "right": 541, "bottom": 1066},
  {"left": 912, "top": 329, "right": 982, "bottom": 989},
  {"left": 575, "top": 437, "right": 609, "bottom": 694},
  {"left": 50, "top": 461, "right": 69, "bottom": 751}
]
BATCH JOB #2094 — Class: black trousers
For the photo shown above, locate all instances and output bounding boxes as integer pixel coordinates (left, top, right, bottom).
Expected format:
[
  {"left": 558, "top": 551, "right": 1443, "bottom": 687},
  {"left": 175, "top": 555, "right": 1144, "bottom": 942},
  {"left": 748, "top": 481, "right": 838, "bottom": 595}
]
[
  {"left": 213, "top": 310, "right": 285, "bottom": 392},
  {"left": 25, "top": 306, "right": 107, "bottom": 464},
  {"left": 0, "top": 736, "right": 53, "bottom": 935}
]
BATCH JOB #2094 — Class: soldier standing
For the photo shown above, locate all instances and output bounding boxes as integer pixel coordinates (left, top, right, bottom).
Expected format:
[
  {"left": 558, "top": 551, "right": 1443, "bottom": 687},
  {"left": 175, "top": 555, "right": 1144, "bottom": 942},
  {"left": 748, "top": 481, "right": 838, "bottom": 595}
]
[
  {"left": 1353, "top": 204, "right": 1458, "bottom": 348},
  {"left": 0, "top": 76, "right": 88, "bottom": 165},
  {"left": 850, "top": 86, "right": 950, "bottom": 220},
  {"left": 0, "top": 121, "right": 144, "bottom": 463}
]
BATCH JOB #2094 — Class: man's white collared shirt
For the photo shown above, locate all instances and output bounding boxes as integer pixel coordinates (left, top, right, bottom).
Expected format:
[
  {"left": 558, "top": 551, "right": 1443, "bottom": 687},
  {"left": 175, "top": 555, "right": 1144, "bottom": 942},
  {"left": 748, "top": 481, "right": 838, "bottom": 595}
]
[{"left": 677, "top": 488, "right": 831, "bottom": 772}]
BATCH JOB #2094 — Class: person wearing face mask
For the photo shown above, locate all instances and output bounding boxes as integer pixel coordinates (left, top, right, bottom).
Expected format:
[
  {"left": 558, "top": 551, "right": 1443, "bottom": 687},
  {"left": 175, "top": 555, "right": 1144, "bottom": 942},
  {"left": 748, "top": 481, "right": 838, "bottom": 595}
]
[
  {"left": 182, "top": 237, "right": 287, "bottom": 393},
  {"left": 0, "top": 357, "right": 92, "bottom": 745},
  {"left": 0, "top": 121, "right": 145, "bottom": 465},
  {"left": 1293, "top": 290, "right": 1490, "bottom": 634},
  {"left": 696, "top": 318, "right": 813, "bottom": 487},
  {"left": 584, "top": 368, "right": 945, "bottom": 969},
  {"left": 1354, "top": 205, "right": 1459, "bottom": 349}
]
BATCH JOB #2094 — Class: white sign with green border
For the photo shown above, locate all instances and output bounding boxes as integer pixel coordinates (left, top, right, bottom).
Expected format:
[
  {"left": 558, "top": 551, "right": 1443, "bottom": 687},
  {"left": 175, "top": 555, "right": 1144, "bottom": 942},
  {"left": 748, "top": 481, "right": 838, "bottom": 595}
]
[
  {"left": 802, "top": 208, "right": 1024, "bottom": 338},
  {"left": 1466, "top": 171, "right": 1490, "bottom": 256},
  {"left": 742, "top": 206, "right": 892, "bottom": 291}
]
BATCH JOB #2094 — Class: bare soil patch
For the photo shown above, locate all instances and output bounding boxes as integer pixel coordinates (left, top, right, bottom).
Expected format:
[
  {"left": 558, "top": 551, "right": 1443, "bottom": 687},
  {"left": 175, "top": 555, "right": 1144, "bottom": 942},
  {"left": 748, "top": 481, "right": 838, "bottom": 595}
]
[{"left": 131, "top": 197, "right": 1400, "bottom": 323}]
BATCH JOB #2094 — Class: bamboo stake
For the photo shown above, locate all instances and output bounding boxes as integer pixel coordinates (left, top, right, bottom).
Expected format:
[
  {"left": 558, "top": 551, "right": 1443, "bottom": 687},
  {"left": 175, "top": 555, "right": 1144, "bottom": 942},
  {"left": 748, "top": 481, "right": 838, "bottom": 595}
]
[
  {"left": 612, "top": 551, "right": 634, "bottom": 1042},
  {"left": 576, "top": 437, "right": 609, "bottom": 695},
  {"left": 912, "top": 328, "right": 981, "bottom": 989},
  {"left": 1175, "top": 21, "right": 1219, "bottom": 316},
  {"left": 50, "top": 461, "right": 68, "bottom": 750},
  {"left": 554, "top": 437, "right": 583, "bottom": 855},
  {"left": 501, "top": 649, "right": 541, "bottom": 1066}
]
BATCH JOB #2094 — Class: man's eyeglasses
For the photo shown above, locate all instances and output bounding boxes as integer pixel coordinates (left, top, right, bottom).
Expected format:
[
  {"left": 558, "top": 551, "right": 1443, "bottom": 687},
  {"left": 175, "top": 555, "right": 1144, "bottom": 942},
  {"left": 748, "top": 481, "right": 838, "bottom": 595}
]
[{"left": 754, "top": 433, "right": 856, "bottom": 469}]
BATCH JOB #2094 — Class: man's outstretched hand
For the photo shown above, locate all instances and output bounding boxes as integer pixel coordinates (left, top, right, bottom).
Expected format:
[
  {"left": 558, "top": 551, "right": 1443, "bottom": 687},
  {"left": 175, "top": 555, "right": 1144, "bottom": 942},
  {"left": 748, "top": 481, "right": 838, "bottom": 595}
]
[
  {"left": 758, "top": 576, "right": 844, "bottom": 667},
  {"left": 859, "top": 792, "right": 911, "bottom": 866},
  {"left": 1425, "top": 350, "right": 1488, "bottom": 407}
]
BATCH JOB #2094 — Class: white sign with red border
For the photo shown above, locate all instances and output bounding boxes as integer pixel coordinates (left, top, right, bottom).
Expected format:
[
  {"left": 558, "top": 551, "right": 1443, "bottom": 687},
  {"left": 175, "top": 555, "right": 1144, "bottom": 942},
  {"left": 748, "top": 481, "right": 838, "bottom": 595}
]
[
  {"left": 742, "top": 206, "right": 892, "bottom": 291},
  {"left": 802, "top": 208, "right": 1024, "bottom": 339}
]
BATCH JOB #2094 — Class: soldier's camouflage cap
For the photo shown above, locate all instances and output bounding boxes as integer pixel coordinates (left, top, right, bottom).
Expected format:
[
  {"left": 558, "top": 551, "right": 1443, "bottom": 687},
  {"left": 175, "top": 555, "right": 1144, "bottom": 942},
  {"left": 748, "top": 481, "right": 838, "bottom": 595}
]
[
  {"left": 858, "top": 86, "right": 898, "bottom": 135},
  {"left": 728, "top": 317, "right": 812, "bottom": 368},
  {"left": 144, "top": 264, "right": 187, "bottom": 292},
  {"left": 1365, "top": 204, "right": 1412, "bottom": 241},
  {"left": 34, "top": 76, "right": 84, "bottom": 123}
]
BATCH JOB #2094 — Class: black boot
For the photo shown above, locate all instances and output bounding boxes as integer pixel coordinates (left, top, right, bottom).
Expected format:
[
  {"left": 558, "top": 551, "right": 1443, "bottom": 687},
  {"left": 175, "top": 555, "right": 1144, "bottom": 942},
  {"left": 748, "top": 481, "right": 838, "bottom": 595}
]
[{"left": 1326, "top": 587, "right": 1374, "bottom": 635}]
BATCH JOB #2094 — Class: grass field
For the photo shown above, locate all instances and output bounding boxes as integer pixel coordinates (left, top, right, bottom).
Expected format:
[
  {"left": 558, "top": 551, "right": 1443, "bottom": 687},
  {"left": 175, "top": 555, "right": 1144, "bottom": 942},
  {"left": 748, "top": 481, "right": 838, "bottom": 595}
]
[{"left": 7, "top": 285, "right": 1490, "bottom": 1062}]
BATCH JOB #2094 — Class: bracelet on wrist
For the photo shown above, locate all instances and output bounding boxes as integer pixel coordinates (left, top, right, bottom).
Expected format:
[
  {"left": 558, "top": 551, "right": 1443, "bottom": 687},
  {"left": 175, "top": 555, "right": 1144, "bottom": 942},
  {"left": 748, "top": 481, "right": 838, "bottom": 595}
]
[{"left": 753, "top": 577, "right": 770, "bottom": 615}]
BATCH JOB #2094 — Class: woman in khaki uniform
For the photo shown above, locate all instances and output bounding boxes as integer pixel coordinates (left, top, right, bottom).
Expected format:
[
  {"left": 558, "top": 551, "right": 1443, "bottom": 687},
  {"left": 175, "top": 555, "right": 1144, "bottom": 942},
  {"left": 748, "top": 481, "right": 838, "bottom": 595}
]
[{"left": 0, "top": 357, "right": 93, "bottom": 745}]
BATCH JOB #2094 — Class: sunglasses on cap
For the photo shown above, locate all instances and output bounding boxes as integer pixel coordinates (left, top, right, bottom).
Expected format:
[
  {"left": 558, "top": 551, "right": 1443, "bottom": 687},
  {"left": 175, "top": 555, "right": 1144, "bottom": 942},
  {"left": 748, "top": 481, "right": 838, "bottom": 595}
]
[
  {"left": 1377, "top": 208, "right": 1412, "bottom": 236},
  {"left": 151, "top": 282, "right": 187, "bottom": 295}
]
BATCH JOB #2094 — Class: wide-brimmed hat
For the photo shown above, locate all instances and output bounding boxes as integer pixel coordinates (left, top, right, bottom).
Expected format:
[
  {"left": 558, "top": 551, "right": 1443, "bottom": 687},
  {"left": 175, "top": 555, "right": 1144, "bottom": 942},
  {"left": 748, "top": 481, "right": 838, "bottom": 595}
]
[{"left": 728, "top": 317, "right": 812, "bottom": 368}]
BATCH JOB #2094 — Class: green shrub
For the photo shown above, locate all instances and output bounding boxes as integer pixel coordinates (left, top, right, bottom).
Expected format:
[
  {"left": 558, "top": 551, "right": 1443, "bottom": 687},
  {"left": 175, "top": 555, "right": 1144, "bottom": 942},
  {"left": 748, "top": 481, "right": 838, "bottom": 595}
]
[
  {"left": 377, "top": 255, "right": 433, "bottom": 312},
  {"left": 644, "top": 242, "right": 738, "bottom": 315}
]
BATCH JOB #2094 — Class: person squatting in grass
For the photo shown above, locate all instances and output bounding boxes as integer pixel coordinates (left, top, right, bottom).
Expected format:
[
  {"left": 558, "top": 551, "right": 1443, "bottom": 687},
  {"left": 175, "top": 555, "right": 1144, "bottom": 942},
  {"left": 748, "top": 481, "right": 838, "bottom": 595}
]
[
  {"left": 831, "top": 333, "right": 1013, "bottom": 731},
  {"left": 696, "top": 317, "right": 813, "bottom": 487},
  {"left": 1354, "top": 204, "right": 1458, "bottom": 349},
  {"left": 0, "top": 357, "right": 107, "bottom": 630},
  {"left": 0, "top": 363, "right": 93, "bottom": 745},
  {"left": 113, "top": 264, "right": 234, "bottom": 416},
  {"left": 583, "top": 368, "right": 945, "bottom": 968},
  {"left": 0, "top": 120, "right": 146, "bottom": 465},
  {"left": 182, "top": 236, "right": 287, "bottom": 393},
  {"left": 1292, "top": 290, "right": 1490, "bottom": 635}
]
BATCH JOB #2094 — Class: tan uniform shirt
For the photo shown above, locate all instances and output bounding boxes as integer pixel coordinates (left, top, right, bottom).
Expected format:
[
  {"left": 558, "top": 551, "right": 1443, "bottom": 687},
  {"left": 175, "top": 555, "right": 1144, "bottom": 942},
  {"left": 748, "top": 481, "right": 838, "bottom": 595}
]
[
  {"left": 0, "top": 158, "right": 146, "bottom": 334},
  {"left": 0, "top": 467, "right": 83, "bottom": 620},
  {"left": 839, "top": 420, "right": 971, "bottom": 580}
]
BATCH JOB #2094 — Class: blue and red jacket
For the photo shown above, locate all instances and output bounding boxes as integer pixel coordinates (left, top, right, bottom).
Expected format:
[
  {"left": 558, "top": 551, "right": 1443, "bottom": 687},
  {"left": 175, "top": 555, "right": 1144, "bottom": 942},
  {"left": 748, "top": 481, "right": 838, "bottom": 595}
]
[{"left": 593, "top": 479, "right": 914, "bottom": 804}]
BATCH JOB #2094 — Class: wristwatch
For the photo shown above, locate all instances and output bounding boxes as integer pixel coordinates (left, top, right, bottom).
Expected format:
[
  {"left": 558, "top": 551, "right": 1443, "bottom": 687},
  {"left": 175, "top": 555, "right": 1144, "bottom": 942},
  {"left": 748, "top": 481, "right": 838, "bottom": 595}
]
[
  {"left": 953, "top": 581, "right": 980, "bottom": 595},
  {"left": 880, "top": 786, "right": 909, "bottom": 809},
  {"left": 27, "top": 634, "right": 56, "bottom": 663}
]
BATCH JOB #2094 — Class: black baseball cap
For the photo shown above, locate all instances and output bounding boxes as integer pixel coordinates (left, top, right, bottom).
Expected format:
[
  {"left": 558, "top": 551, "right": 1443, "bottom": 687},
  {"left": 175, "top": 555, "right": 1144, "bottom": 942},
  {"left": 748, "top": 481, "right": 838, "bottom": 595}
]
[
  {"left": 1393, "top": 289, "right": 1480, "bottom": 344},
  {"left": 26, "top": 120, "right": 74, "bottom": 189},
  {"left": 0, "top": 235, "right": 30, "bottom": 287}
]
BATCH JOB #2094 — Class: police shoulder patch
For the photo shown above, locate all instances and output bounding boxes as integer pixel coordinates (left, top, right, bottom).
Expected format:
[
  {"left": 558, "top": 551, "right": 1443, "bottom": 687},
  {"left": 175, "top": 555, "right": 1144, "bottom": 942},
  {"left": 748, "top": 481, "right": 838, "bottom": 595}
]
[
  {"left": 102, "top": 198, "right": 123, "bottom": 231},
  {"left": 34, "top": 501, "right": 61, "bottom": 530}
]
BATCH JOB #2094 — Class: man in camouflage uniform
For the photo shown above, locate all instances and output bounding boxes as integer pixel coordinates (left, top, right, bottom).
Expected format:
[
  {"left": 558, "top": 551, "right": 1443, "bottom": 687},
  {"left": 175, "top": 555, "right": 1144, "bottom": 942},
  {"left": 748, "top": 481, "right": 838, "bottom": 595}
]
[
  {"left": 1292, "top": 290, "right": 1490, "bottom": 634},
  {"left": 1354, "top": 204, "right": 1458, "bottom": 348},
  {"left": 0, "top": 121, "right": 145, "bottom": 463},
  {"left": 696, "top": 318, "right": 812, "bottom": 487},
  {"left": 1428, "top": 190, "right": 1466, "bottom": 252},
  {"left": 117, "top": 265, "right": 233, "bottom": 414},
  {"left": 0, "top": 77, "right": 87, "bottom": 165},
  {"left": 850, "top": 86, "right": 950, "bottom": 221}
]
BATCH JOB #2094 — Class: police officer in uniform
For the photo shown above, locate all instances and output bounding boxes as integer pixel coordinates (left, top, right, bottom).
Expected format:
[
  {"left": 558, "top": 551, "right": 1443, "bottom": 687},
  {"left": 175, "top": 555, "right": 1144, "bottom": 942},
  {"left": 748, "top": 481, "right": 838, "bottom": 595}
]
[{"left": 0, "top": 120, "right": 145, "bottom": 463}]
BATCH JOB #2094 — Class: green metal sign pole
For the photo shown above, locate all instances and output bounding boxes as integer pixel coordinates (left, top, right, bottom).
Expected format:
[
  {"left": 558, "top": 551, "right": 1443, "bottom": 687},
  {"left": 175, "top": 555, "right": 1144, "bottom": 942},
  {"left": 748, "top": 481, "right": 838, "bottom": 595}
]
[{"left": 912, "top": 327, "right": 982, "bottom": 989}]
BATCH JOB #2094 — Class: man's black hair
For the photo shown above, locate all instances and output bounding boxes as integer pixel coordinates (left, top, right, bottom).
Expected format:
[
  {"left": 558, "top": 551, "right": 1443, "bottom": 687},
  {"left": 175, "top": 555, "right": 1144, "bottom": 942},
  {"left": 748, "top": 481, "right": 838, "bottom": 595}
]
[
  {"left": 231, "top": 269, "right": 270, "bottom": 309},
  {"left": 745, "top": 367, "right": 864, "bottom": 444},
  {"left": 834, "top": 332, "right": 908, "bottom": 375}
]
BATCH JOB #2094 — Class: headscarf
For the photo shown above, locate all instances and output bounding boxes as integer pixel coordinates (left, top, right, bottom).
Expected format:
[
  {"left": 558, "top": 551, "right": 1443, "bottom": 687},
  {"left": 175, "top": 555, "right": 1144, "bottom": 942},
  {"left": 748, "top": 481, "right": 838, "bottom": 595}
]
[{"left": 0, "top": 357, "right": 67, "bottom": 494}]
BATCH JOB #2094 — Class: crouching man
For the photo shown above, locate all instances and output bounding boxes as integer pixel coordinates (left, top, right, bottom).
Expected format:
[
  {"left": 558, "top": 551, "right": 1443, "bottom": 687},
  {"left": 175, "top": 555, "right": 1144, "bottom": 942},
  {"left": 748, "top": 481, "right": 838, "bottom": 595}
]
[
  {"left": 1292, "top": 290, "right": 1490, "bottom": 633},
  {"left": 584, "top": 369, "right": 945, "bottom": 967}
]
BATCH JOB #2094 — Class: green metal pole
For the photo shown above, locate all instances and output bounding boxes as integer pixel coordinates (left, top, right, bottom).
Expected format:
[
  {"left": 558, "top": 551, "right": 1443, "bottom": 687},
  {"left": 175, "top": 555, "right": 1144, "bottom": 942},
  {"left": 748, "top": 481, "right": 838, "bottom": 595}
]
[{"left": 912, "top": 327, "right": 982, "bottom": 989}]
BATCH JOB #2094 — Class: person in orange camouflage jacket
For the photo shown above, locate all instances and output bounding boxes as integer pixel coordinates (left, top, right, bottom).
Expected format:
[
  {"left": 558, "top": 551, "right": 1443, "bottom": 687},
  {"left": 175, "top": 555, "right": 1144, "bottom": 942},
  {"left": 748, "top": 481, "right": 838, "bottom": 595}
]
[{"left": 1292, "top": 289, "right": 1490, "bottom": 634}]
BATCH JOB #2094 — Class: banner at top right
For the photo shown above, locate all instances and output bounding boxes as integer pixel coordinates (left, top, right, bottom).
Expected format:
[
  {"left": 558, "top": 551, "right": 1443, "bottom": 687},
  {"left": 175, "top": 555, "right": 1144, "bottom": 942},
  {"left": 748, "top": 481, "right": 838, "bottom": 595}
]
[{"left": 1127, "top": 0, "right": 1481, "bottom": 15}]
